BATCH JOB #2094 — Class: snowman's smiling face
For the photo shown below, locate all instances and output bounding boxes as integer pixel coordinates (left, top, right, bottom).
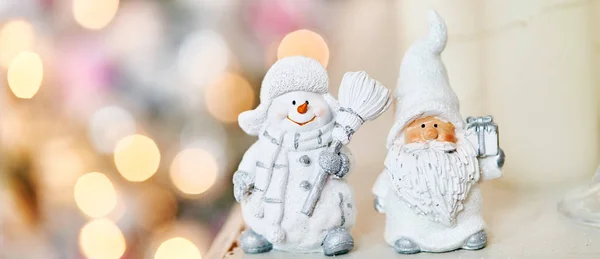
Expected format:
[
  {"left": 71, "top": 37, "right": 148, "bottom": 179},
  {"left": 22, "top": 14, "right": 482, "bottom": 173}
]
[{"left": 268, "top": 91, "right": 333, "bottom": 132}]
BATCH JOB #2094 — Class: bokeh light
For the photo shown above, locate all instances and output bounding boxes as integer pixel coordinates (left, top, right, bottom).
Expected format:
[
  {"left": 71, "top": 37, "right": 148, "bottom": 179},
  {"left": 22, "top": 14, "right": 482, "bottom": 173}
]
[
  {"left": 277, "top": 29, "right": 330, "bottom": 68},
  {"left": 154, "top": 237, "right": 202, "bottom": 259},
  {"left": 7, "top": 51, "right": 43, "bottom": 99},
  {"left": 178, "top": 30, "right": 229, "bottom": 87},
  {"left": 170, "top": 148, "right": 218, "bottom": 195},
  {"left": 74, "top": 172, "right": 117, "bottom": 218},
  {"left": 73, "top": 0, "right": 120, "bottom": 30},
  {"left": 134, "top": 185, "right": 178, "bottom": 230},
  {"left": 38, "top": 138, "right": 87, "bottom": 204},
  {"left": 89, "top": 106, "right": 136, "bottom": 153},
  {"left": 0, "top": 19, "right": 35, "bottom": 67},
  {"left": 114, "top": 134, "right": 161, "bottom": 182},
  {"left": 79, "top": 219, "right": 126, "bottom": 259},
  {"left": 205, "top": 72, "right": 255, "bottom": 123}
]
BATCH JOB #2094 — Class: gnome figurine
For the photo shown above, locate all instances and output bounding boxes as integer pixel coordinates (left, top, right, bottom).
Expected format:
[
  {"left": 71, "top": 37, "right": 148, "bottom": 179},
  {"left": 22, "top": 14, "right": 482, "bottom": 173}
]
[
  {"left": 233, "top": 56, "right": 356, "bottom": 256},
  {"left": 372, "top": 11, "right": 506, "bottom": 254}
]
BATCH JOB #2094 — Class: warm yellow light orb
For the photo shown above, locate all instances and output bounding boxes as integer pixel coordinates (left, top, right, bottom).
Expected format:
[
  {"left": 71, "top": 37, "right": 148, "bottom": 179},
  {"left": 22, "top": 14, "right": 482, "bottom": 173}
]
[
  {"left": 205, "top": 73, "right": 255, "bottom": 123},
  {"left": 7, "top": 51, "right": 43, "bottom": 99},
  {"left": 170, "top": 148, "right": 218, "bottom": 195},
  {"left": 154, "top": 237, "right": 202, "bottom": 259},
  {"left": 0, "top": 20, "right": 35, "bottom": 67},
  {"left": 114, "top": 134, "right": 161, "bottom": 182},
  {"left": 79, "top": 219, "right": 126, "bottom": 259},
  {"left": 73, "top": 0, "right": 120, "bottom": 30},
  {"left": 74, "top": 172, "right": 117, "bottom": 218},
  {"left": 277, "top": 29, "right": 329, "bottom": 68}
]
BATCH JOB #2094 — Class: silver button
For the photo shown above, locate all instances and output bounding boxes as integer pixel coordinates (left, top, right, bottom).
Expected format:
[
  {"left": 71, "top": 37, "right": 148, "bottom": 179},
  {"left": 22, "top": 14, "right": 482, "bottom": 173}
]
[
  {"left": 300, "top": 181, "right": 311, "bottom": 190},
  {"left": 299, "top": 155, "right": 311, "bottom": 166}
]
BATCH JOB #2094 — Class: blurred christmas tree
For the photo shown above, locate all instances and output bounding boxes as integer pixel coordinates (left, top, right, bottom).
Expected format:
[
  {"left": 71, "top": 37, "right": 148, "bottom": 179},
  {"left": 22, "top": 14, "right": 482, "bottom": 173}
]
[{"left": 0, "top": 0, "right": 333, "bottom": 258}]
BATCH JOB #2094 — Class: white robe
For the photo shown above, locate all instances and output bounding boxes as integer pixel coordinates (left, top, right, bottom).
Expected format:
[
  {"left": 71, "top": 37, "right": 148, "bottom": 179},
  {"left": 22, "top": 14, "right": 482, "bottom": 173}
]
[{"left": 373, "top": 155, "right": 501, "bottom": 252}]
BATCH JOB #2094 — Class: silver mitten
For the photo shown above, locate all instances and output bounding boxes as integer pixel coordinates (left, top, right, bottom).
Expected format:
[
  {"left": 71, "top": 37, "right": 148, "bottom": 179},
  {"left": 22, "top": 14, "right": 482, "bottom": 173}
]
[
  {"left": 318, "top": 150, "right": 342, "bottom": 175},
  {"left": 333, "top": 153, "right": 350, "bottom": 178},
  {"left": 374, "top": 197, "right": 385, "bottom": 213},
  {"left": 496, "top": 148, "right": 506, "bottom": 168},
  {"left": 233, "top": 170, "right": 252, "bottom": 203}
]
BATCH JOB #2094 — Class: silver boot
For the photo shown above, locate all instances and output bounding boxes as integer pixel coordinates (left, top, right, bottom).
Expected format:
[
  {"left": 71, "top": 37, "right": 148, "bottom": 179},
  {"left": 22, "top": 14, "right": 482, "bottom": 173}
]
[
  {"left": 462, "top": 230, "right": 487, "bottom": 250},
  {"left": 322, "top": 227, "right": 354, "bottom": 256},
  {"left": 240, "top": 229, "right": 272, "bottom": 254},
  {"left": 393, "top": 237, "right": 420, "bottom": 254}
]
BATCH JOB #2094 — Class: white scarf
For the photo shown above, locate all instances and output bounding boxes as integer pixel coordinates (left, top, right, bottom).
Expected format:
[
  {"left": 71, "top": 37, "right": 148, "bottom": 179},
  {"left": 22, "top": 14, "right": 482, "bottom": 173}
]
[
  {"left": 255, "top": 121, "right": 334, "bottom": 202},
  {"left": 251, "top": 121, "right": 334, "bottom": 232}
]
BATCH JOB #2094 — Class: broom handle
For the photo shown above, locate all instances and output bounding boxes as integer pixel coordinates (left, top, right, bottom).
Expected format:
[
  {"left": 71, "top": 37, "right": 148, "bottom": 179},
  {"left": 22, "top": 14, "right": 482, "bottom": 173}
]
[{"left": 301, "top": 140, "right": 343, "bottom": 217}]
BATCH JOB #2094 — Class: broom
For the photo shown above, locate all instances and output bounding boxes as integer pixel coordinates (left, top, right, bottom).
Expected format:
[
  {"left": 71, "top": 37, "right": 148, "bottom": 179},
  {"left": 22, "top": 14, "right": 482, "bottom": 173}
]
[{"left": 301, "top": 71, "right": 392, "bottom": 217}]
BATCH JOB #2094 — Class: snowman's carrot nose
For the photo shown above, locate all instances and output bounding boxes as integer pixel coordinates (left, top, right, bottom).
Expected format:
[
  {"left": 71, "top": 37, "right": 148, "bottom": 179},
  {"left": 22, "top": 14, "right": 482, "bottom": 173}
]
[{"left": 297, "top": 101, "right": 308, "bottom": 114}]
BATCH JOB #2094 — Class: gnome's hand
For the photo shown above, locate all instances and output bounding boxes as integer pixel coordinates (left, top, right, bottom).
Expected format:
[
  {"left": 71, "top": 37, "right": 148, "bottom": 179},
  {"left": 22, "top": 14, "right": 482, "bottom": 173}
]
[
  {"left": 496, "top": 148, "right": 506, "bottom": 168},
  {"left": 374, "top": 197, "right": 385, "bottom": 213},
  {"left": 233, "top": 170, "right": 252, "bottom": 203},
  {"left": 319, "top": 151, "right": 350, "bottom": 178}
]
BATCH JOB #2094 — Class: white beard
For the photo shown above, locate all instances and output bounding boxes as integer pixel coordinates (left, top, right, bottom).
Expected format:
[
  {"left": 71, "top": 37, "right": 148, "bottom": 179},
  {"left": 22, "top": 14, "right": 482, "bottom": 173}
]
[{"left": 385, "top": 138, "right": 480, "bottom": 226}]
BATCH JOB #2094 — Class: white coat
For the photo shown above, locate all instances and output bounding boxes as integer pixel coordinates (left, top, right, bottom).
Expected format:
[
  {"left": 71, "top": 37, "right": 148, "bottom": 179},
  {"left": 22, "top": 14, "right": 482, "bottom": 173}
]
[{"left": 238, "top": 127, "right": 356, "bottom": 253}]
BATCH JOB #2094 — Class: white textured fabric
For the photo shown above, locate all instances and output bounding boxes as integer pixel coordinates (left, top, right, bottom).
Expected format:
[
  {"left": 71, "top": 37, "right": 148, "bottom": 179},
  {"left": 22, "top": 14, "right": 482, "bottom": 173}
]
[
  {"left": 239, "top": 122, "right": 356, "bottom": 252},
  {"left": 378, "top": 173, "right": 486, "bottom": 252},
  {"left": 238, "top": 56, "right": 330, "bottom": 136},
  {"left": 249, "top": 121, "right": 335, "bottom": 243},
  {"left": 386, "top": 10, "right": 463, "bottom": 148},
  {"left": 384, "top": 138, "right": 479, "bottom": 227}
]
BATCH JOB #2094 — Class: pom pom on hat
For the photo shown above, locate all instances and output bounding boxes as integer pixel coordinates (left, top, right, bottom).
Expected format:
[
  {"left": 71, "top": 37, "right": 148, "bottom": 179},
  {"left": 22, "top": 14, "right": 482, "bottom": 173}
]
[{"left": 386, "top": 10, "right": 464, "bottom": 148}]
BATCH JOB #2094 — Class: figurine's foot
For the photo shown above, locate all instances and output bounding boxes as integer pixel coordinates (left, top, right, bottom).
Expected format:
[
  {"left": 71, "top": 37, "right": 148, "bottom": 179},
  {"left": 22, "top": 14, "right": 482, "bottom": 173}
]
[
  {"left": 240, "top": 229, "right": 273, "bottom": 254},
  {"left": 462, "top": 230, "right": 487, "bottom": 250},
  {"left": 393, "top": 237, "right": 421, "bottom": 254},
  {"left": 322, "top": 227, "right": 354, "bottom": 256}
]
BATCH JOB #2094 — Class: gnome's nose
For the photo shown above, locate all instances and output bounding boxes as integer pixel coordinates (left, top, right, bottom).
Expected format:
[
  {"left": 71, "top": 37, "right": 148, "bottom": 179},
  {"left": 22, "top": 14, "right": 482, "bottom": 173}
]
[
  {"left": 423, "top": 128, "right": 439, "bottom": 140},
  {"left": 297, "top": 101, "right": 308, "bottom": 114}
]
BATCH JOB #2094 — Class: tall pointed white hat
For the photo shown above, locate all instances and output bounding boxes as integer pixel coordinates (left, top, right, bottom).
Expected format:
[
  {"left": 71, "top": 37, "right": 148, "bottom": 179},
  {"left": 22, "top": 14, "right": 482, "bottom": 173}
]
[{"left": 386, "top": 10, "right": 464, "bottom": 148}]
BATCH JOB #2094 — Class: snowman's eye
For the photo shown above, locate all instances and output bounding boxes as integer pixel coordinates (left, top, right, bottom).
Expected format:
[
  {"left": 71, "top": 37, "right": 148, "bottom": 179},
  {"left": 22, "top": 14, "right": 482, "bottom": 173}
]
[
  {"left": 421, "top": 124, "right": 425, "bottom": 128},
  {"left": 292, "top": 100, "right": 296, "bottom": 105},
  {"left": 306, "top": 101, "right": 309, "bottom": 105},
  {"left": 434, "top": 124, "right": 438, "bottom": 128}
]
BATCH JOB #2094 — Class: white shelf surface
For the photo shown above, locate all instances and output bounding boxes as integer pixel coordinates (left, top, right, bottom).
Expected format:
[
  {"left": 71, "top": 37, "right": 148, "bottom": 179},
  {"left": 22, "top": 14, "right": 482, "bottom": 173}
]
[{"left": 208, "top": 179, "right": 600, "bottom": 259}]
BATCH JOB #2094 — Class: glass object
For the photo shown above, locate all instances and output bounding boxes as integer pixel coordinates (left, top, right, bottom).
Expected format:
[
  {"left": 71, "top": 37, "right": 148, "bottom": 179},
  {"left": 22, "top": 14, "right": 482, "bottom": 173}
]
[{"left": 558, "top": 165, "right": 600, "bottom": 227}]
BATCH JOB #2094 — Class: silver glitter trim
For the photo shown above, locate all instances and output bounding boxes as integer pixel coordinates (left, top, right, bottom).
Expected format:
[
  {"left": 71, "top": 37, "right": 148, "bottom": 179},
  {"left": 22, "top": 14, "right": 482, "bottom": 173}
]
[
  {"left": 256, "top": 161, "right": 268, "bottom": 168},
  {"left": 263, "top": 197, "right": 282, "bottom": 204},
  {"left": 338, "top": 192, "right": 345, "bottom": 227},
  {"left": 338, "top": 107, "right": 365, "bottom": 123},
  {"left": 273, "top": 164, "right": 287, "bottom": 169},
  {"left": 318, "top": 129, "right": 323, "bottom": 145},
  {"left": 262, "top": 131, "right": 279, "bottom": 145},
  {"left": 293, "top": 132, "right": 300, "bottom": 150},
  {"left": 334, "top": 123, "right": 356, "bottom": 140}
]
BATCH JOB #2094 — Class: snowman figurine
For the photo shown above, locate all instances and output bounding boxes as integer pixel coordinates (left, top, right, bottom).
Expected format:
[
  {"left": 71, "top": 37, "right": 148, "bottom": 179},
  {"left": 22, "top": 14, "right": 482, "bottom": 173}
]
[{"left": 234, "top": 56, "right": 356, "bottom": 256}]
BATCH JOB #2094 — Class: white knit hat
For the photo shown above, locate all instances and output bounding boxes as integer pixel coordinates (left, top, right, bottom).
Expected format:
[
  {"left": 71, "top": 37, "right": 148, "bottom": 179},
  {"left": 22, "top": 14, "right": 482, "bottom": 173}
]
[
  {"left": 386, "top": 10, "right": 464, "bottom": 148},
  {"left": 238, "top": 56, "right": 338, "bottom": 135}
]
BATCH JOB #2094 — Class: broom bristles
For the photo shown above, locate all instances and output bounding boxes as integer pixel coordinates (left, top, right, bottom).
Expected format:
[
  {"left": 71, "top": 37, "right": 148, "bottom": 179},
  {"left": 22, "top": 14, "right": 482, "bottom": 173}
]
[{"left": 333, "top": 71, "right": 392, "bottom": 144}]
